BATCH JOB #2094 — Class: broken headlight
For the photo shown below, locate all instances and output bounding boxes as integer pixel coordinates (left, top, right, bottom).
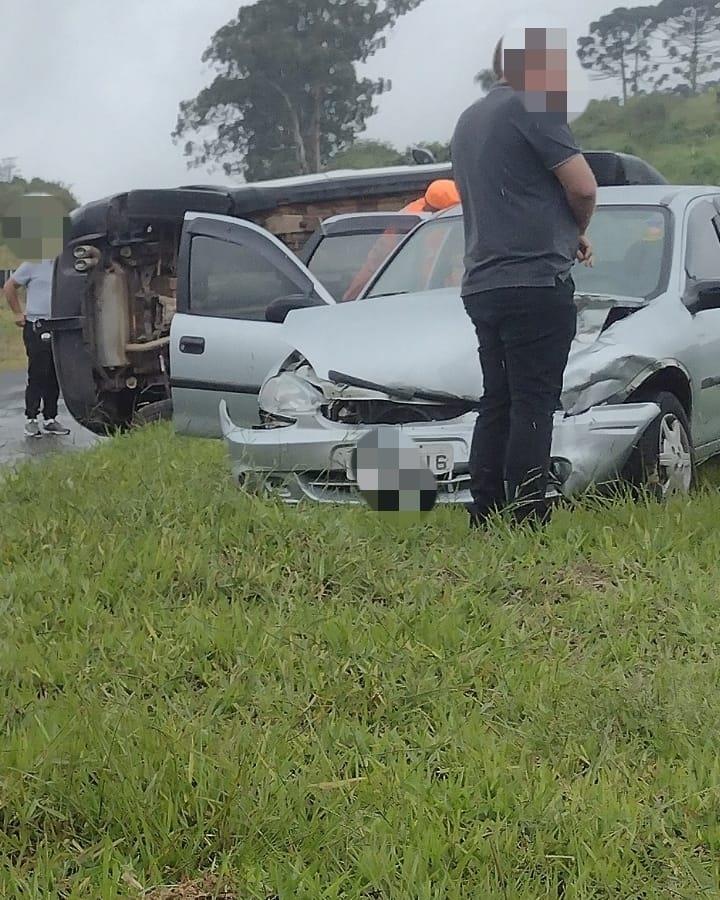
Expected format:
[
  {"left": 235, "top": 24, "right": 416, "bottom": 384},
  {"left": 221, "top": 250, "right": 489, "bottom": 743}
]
[{"left": 258, "top": 372, "right": 324, "bottom": 416}]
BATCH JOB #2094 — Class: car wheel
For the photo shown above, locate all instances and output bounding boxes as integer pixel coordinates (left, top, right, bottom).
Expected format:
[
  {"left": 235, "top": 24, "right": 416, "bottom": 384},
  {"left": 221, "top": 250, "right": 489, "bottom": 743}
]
[
  {"left": 623, "top": 391, "right": 694, "bottom": 499},
  {"left": 132, "top": 399, "right": 174, "bottom": 426}
]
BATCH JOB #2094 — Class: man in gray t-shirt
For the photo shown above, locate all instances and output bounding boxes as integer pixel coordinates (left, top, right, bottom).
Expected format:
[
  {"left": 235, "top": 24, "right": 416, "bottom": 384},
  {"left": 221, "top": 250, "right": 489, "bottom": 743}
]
[
  {"left": 451, "top": 27, "right": 597, "bottom": 526},
  {"left": 4, "top": 260, "right": 71, "bottom": 437}
]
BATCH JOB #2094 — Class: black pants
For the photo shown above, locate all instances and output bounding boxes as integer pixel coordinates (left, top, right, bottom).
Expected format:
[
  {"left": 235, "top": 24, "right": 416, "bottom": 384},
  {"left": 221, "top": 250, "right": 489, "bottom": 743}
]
[
  {"left": 463, "top": 278, "right": 577, "bottom": 524},
  {"left": 23, "top": 321, "right": 60, "bottom": 421}
]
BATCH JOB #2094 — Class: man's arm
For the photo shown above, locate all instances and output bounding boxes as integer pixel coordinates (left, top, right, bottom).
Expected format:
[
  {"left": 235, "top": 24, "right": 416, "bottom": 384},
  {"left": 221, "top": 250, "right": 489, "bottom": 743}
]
[
  {"left": 3, "top": 278, "right": 25, "bottom": 326},
  {"left": 552, "top": 154, "right": 597, "bottom": 235}
]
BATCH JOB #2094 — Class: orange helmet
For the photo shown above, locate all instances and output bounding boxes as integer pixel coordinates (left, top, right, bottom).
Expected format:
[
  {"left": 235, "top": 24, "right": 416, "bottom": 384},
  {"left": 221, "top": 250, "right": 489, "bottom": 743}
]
[{"left": 424, "top": 179, "right": 461, "bottom": 211}]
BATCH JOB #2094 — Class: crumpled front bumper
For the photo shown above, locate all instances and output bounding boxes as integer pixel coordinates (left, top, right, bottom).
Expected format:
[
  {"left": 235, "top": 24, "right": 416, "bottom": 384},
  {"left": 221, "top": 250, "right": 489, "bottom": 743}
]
[{"left": 219, "top": 400, "right": 661, "bottom": 505}]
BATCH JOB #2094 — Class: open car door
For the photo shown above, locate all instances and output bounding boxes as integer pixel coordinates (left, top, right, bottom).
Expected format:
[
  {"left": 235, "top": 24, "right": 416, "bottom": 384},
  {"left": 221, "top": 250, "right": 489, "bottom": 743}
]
[{"left": 171, "top": 213, "right": 334, "bottom": 438}]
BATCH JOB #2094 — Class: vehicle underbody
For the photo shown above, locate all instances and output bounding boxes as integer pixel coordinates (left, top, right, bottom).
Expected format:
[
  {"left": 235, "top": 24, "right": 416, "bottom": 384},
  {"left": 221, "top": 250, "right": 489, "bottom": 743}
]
[{"left": 71, "top": 226, "right": 180, "bottom": 424}]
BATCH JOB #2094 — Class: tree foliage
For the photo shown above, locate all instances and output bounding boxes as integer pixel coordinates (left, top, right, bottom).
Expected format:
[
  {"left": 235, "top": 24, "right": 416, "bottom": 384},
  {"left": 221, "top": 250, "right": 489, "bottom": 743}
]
[
  {"left": 578, "top": 1, "right": 720, "bottom": 100},
  {"left": 326, "top": 139, "right": 405, "bottom": 169},
  {"left": 326, "top": 138, "right": 451, "bottom": 170},
  {"left": 577, "top": 6, "right": 657, "bottom": 103},
  {"left": 653, "top": 0, "right": 720, "bottom": 93},
  {"left": 174, "top": 0, "right": 427, "bottom": 182}
]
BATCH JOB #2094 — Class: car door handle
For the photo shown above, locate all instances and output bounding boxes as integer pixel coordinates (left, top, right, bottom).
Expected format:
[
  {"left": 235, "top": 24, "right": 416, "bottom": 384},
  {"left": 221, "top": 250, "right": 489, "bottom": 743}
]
[{"left": 179, "top": 336, "right": 205, "bottom": 355}]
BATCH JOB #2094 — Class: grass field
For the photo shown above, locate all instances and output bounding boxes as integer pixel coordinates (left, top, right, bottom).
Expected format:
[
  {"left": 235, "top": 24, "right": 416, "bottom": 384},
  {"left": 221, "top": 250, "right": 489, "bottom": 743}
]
[
  {"left": 574, "top": 91, "right": 720, "bottom": 186},
  {"left": 0, "top": 306, "right": 25, "bottom": 372},
  {"left": 4, "top": 425, "right": 720, "bottom": 897}
]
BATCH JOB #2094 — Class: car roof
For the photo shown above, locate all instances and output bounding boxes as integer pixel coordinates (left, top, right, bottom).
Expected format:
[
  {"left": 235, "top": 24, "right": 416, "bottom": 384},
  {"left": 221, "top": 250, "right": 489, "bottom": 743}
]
[{"left": 433, "top": 185, "right": 720, "bottom": 221}]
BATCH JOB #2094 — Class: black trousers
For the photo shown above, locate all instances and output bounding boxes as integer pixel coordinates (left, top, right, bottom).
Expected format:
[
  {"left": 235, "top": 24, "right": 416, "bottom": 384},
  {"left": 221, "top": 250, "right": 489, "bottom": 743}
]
[
  {"left": 23, "top": 321, "right": 60, "bottom": 421},
  {"left": 463, "top": 278, "right": 577, "bottom": 524}
]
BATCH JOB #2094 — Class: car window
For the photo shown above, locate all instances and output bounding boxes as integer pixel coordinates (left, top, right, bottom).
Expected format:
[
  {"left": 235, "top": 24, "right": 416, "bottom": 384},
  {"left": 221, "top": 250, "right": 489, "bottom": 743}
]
[
  {"left": 189, "top": 235, "right": 301, "bottom": 321},
  {"left": 367, "top": 207, "right": 670, "bottom": 301},
  {"left": 685, "top": 199, "right": 720, "bottom": 281},
  {"left": 574, "top": 206, "right": 671, "bottom": 299},
  {"left": 307, "top": 232, "right": 404, "bottom": 300},
  {"left": 367, "top": 219, "right": 465, "bottom": 298}
]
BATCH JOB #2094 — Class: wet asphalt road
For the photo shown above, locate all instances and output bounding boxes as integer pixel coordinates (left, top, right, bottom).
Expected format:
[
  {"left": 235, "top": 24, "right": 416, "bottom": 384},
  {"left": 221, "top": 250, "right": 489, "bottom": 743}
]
[{"left": 0, "top": 370, "right": 101, "bottom": 469}]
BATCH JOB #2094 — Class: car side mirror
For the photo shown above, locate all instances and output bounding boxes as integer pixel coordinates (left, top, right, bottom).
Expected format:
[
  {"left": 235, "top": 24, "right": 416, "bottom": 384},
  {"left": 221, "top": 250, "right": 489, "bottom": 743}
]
[
  {"left": 688, "top": 282, "right": 720, "bottom": 314},
  {"left": 265, "top": 294, "right": 319, "bottom": 324},
  {"left": 411, "top": 146, "right": 436, "bottom": 166}
]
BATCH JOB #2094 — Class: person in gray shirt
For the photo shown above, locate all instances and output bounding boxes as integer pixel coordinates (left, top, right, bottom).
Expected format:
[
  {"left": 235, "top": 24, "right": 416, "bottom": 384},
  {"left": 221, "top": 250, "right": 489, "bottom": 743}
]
[
  {"left": 4, "top": 260, "right": 71, "bottom": 437},
  {"left": 451, "top": 27, "right": 597, "bottom": 526}
]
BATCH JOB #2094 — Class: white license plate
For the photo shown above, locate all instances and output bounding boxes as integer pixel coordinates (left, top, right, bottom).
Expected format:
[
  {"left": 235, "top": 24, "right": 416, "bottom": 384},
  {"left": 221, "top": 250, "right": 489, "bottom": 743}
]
[
  {"left": 337, "top": 443, "right": 455, "bottom": 479},
  {"left": 417, "top": 443, "right": 454, "bottom": 476}
]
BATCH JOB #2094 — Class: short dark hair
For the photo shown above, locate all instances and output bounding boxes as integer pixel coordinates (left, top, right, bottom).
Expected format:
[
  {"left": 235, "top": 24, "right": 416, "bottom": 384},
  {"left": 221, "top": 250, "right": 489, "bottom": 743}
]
[{"left": 493, "top": 38, "right": 503, "bottom": 79}]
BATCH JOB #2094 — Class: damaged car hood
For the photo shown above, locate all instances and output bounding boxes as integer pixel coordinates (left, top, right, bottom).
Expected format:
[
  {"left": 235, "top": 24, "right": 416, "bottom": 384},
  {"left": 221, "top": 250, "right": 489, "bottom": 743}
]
[
  {"left": 281, "top": 287, "right": 669, "bottom": 412},
  {"left": 283, "top": 289, "right": 481, "bottom": 401}
]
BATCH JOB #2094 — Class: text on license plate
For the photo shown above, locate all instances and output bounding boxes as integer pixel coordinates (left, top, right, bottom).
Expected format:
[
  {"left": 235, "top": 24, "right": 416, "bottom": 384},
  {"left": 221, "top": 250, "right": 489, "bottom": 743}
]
[{"left": 418, "top": 443, "right": 454, "bottom": 475}]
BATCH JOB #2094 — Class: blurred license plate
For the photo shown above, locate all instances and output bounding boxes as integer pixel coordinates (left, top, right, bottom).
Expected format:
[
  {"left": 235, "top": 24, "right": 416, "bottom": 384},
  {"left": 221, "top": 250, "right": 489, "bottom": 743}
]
[
  {"left": 339, "top": 443, "right": 454, "bottom": 479},
  {"left": 418, "top": 443, "right": 454, "bottom": 475}
]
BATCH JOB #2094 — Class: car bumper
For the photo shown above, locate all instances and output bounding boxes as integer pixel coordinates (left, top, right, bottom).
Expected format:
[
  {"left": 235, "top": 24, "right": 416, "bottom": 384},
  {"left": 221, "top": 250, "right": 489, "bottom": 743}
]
[{"left": 219, "top": 401, "right": 661, "bottom": 505}]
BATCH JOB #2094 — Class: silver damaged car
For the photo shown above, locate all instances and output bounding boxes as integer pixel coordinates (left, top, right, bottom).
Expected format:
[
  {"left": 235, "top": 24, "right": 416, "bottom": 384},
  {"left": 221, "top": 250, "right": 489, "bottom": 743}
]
[{"left": 220, "top": 185, "right": 720, "bottom": 504}]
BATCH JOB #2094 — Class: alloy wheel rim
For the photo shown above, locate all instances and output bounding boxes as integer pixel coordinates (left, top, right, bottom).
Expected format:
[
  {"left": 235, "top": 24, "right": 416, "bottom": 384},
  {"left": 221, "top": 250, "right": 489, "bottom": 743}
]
[{"left": 656, "top": 413, "right": 692, "bottom": 497}]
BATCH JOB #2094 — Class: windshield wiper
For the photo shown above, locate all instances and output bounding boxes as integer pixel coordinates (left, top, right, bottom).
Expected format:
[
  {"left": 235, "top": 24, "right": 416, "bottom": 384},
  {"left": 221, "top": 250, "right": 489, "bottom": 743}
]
[
  {"left": 328, "top": 370, "right": 472, "bottom": 406},
  {"left": 365, "top": 290, "right": 409, "bottom": 299}
]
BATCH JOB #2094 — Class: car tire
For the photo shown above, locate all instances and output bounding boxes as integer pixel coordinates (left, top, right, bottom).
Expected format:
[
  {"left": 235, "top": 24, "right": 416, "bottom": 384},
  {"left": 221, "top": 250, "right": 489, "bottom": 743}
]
[
  {"left": 622, "top": 390, "right": 694, "bottom": 499},
  {"left": 132, "top": 399, "right": 174, "bottom": 426}
]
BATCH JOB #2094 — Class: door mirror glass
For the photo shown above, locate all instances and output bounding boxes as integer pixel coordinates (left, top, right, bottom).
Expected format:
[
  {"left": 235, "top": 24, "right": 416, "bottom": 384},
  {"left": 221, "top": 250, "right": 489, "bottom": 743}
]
[{"left": 265, "top": 294, "right": 321, "bottom": 324}]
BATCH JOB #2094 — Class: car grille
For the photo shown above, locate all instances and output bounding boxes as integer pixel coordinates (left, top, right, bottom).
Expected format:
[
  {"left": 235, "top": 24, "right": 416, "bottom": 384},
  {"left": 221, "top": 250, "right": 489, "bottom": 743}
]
[{"left": 294, "top": 468, "right": 472, "bottom": 505}]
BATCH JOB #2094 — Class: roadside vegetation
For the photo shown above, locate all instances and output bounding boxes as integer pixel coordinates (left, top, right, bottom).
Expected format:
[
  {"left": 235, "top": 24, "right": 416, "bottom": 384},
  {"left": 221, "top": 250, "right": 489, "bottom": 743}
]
[
  {"left": 574, "top": 90, "right": 720, "bottom": 186},
  {"left": 3, "top": 424, "right": 720, "bottom": 896},
  {"left": 0, "top": 306, "right": 24, "bottom": 372}
]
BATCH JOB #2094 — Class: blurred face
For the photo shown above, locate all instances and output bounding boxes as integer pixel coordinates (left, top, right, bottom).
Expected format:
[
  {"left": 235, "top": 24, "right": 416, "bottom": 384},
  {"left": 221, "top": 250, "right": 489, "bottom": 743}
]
[
  {"left": 0, "top": 195, "right": 68, "bottom": 262},
  {"left": 502, "top": 27, "right": 568, "bottom": 118}
]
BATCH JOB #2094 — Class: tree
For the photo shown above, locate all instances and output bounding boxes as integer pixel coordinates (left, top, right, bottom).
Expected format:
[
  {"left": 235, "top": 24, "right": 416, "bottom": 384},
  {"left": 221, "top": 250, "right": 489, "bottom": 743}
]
[
  {"left": 577, "top": 6, "right": 657, "bottom": 103},
  {"left": 327, "top": 139, "right": 405, "bottom": 169},
  {"left": 652, "top": 0, "right": 720, "bottom": 93},
  {"left": 173, "top": 0, "right": 427, "bottom": 182}
]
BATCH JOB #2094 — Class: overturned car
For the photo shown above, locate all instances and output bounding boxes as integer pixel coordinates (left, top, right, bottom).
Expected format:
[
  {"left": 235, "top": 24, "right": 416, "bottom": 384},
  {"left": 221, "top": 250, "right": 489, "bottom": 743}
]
[{"left": 220, "top": 185, "right": 720, "bottom": 502}]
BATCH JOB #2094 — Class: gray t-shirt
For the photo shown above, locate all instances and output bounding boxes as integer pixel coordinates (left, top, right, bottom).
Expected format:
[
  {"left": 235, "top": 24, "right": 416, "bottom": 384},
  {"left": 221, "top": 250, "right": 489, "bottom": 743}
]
[
  {"left": 451, "top": 83, "right": 581, "bottom": 296},
  {"left": 11, "top": 259, "right": 54, "bottom": 321}
]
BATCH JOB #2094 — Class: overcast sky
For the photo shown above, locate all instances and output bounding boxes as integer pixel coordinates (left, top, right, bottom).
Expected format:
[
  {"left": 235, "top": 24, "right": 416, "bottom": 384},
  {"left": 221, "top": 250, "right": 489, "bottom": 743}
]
[{"left": 4, "top": 0, "right": 622, "bottom": 204}]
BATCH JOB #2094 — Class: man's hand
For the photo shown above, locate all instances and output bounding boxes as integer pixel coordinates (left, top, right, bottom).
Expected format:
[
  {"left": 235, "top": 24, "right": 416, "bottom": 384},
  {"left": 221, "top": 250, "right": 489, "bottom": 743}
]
[
  {"left": 14, "top": 313, "right": 26, "bottom": 328},
  {"left": 577, "top": 235, "right": 594, "bottom": 268}
]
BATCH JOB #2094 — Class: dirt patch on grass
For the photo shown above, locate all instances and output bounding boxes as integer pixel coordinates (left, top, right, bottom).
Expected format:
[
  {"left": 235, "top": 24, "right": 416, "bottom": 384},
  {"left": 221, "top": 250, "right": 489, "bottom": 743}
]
[
  {"left": 143, "top": 877, "right": 237, "bottom": 899},
  {"left": 561, "top": 560, "right": 616, "bottom": 592},
  {"left": 537, "top": 561, "right": 616, "bottom": 603}
]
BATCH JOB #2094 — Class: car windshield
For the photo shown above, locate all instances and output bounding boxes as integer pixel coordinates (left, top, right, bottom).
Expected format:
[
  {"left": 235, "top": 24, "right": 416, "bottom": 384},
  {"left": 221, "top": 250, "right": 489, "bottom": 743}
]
[
  {"left": 366, "top": 205, "right": 671, "bottom": 301},
  {"left": 306, "top": 231, "right": 405, "bottom": 300}
]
